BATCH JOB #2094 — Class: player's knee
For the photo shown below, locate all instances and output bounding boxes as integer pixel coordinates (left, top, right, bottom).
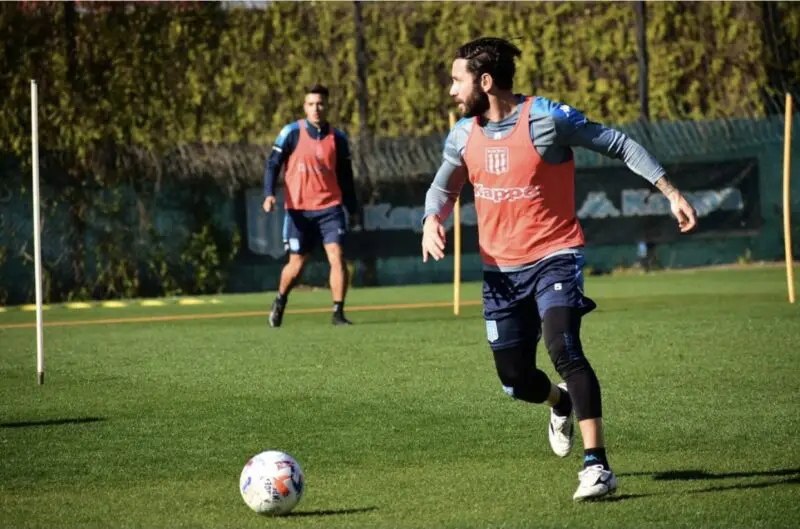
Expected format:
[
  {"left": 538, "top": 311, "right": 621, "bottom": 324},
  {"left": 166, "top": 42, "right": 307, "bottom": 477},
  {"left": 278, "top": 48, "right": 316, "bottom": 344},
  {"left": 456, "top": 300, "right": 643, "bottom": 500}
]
[
  {"left": 543, "top": 307, "right": 587, "bottom": 378},
  {"left": 493, "top": 346, "right": 551, "bottom": 404},
  {"left": 543, "top": 307, "right": 602, "bottom": 420},
  {"left": 329, "top": 256, "right": 345, "bottom": 270},
  {"left": 545, "top": 330, "right": 589, "bottom": 379},
  {"left": 500, "top": 369, "right": 551, "bottom": 404},
  {"left": 324, "top": 244, "right": 344, "bottom": 266},
  {"left": 286, "top": 254, "right": 307, "bottom": 275}
]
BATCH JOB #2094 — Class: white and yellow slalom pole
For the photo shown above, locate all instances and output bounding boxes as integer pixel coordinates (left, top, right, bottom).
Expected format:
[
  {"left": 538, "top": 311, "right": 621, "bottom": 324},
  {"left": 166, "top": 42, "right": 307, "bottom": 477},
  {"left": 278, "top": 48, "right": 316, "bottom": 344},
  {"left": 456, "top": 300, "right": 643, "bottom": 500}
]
[
  {"left": 783, "top": 92, "right": 795, "bottom": 304},
  {"left": 449, "top": 111, "right": 461, "bottom": 316},
  {"left": 31, "top": 79, "right": 45, "bottom": 384}
]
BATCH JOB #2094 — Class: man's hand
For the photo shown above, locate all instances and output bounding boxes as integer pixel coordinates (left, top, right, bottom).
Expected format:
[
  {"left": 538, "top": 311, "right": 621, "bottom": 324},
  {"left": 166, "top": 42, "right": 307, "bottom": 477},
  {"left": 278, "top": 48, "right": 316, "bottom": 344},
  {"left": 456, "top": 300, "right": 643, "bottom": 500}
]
[
  {"left": 262, "top": 195, "right": 276, "bottom": 213},
  {"left": 669, "top": 194, "right": 697, "bottom": 233},
  {"left": 655, "top": 176, "right": 697, "bottom": 233},
  {"left": 421, "top": 215, "right": 447, "bottom": 262}
]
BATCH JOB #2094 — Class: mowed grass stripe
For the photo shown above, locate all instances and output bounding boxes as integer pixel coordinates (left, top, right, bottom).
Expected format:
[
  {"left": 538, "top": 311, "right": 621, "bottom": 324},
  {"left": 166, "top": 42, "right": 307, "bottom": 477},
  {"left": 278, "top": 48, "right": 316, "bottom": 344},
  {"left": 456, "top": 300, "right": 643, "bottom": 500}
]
[
  {"left": 2, "top": 269, "right": 799, "bottom": 529},
  {"left": 0, "top": 299, "right": 482, "bottom": 330}
]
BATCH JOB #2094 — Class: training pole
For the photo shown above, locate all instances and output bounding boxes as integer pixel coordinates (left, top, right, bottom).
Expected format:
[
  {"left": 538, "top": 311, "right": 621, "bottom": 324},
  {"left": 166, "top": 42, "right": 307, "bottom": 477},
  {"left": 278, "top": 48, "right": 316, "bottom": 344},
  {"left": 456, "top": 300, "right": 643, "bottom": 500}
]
[
  {"left": 449, "top": 111, "right": 461, "bottom": 316},
  {"left": 31, "top": 79, "right": 45, "bottom": 384},
  {"left": 783, "top": 92, "right": 795, "bottom": 304}
]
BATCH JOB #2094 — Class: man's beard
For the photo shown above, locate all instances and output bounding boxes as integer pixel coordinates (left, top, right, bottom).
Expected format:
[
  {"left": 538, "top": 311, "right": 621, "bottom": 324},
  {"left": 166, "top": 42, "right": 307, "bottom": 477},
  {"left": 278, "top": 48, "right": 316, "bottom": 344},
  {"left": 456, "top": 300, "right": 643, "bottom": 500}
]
[{"left": 460, "top": 82, "right": 489, "bottom": 118}]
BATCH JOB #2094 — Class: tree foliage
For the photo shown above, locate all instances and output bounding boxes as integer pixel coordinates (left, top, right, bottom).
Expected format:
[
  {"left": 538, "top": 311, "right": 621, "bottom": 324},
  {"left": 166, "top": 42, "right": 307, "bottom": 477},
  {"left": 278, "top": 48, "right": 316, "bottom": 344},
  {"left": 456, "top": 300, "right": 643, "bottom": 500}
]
[
  {"left": 1, "top": 1, "right": 797, "bottom": 166},
  {"left": 0, "top": 1, "right": 797, "bottom": 303}
]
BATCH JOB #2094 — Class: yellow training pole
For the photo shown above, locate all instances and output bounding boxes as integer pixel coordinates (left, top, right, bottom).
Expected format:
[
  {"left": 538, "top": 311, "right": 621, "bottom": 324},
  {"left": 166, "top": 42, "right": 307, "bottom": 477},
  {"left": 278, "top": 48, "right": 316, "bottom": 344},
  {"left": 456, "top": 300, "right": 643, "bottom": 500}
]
[
  {"left": 449, "top": 111, "right": 461, "bottom": 316},
  {"left": 783, "top": 93, "right": 795, "bottom": 304}
]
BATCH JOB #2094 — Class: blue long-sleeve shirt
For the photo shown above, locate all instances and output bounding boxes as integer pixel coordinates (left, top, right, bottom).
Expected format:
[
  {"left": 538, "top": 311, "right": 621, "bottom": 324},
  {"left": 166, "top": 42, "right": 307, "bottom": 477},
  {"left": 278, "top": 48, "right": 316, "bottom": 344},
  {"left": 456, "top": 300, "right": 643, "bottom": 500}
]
[
  {"left": 425, "top": 95, "right": 666, "bottom": 222},
  {"left": 263, "top": 120, "right": 359, "bottom": 215}
]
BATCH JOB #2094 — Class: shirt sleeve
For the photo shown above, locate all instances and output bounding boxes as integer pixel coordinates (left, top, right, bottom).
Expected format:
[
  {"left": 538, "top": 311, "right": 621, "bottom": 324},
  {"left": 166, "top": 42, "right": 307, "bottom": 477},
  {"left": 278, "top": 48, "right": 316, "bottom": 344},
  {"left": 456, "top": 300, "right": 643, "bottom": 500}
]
[
  {"left": 423, "top": 160, "right": 469, "bottom": 223},
  {"left": 551, "top": 103, "right": 666, "bottom": 184},
  {"left": 422, "top": 119, "right": 472, "bottom": 223},
  {"left": 263, "top": 123, "right": 297, "bottom": 197},
  {"left": 442, "top": 118, "right": 471, "bottom": 167}
]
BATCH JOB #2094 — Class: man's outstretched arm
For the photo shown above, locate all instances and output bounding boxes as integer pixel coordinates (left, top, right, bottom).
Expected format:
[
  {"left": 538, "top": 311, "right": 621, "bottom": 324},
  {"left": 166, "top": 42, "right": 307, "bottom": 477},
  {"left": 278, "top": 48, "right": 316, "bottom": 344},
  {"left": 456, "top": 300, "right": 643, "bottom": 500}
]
[{"left": 554, "top": 107, "right": 697, "bottom": 232}]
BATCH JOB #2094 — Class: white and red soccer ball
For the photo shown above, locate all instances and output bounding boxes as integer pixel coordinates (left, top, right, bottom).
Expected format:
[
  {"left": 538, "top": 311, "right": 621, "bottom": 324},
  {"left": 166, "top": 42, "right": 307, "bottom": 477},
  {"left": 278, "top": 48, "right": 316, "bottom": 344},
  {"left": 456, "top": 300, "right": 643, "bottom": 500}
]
[{"left": 239, "top": 450, "right": 305, "bottom": 515}]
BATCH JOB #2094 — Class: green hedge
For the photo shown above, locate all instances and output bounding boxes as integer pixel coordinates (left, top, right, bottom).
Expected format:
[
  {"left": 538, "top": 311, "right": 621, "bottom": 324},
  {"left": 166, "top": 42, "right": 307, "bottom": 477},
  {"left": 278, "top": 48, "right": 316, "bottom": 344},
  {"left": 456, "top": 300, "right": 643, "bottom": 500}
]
[
  {"left": 1, "top": 1, "right": 797, "bottom": 171},
  {"left": 0, "top": 1, "right": 798, "bottom": 303}
]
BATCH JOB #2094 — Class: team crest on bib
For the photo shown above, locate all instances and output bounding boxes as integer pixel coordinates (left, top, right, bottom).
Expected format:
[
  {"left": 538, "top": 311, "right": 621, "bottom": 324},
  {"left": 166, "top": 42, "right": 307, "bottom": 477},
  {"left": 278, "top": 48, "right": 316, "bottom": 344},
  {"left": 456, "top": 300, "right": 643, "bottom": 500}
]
[
  {"left": 486, "top": 320, "right": 499, "bottom": 343},
  {"left": 485, "top": 147, "right": 509, "bottom": 175}
]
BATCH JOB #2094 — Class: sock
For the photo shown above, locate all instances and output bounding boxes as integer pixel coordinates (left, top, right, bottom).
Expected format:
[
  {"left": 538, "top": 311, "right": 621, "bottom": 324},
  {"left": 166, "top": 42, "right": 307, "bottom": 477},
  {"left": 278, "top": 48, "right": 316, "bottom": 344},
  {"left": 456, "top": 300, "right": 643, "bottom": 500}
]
[
  {"left": 551, "top": 386, "right": 573, "bottom": 417},
  {"left": 333, "top": 301, "right": 344, "bottom": 315},
  {"left": 275, "top": 293, "right": 288, "bottom": 307},
  {"left": 583, "top": 447, "right": 610, "bottom": 470}
]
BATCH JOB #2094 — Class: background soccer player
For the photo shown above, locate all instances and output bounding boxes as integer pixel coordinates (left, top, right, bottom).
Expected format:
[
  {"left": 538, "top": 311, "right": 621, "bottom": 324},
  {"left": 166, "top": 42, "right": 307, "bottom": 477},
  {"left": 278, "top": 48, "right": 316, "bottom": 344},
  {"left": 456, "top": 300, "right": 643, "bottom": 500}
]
[
  {"left": 421, "top": 37, "right": 697, "bottom": 500},
  {"left": 263, "top": 84, "right": 360, "bottom": 327}
]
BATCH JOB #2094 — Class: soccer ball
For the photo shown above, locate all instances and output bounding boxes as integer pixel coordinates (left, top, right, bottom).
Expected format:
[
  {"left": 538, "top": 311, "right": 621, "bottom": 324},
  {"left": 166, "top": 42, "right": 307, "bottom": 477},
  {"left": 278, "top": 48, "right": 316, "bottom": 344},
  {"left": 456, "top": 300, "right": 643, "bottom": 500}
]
[{"left": 239, "top": 450, "right": 305, "bottom": 515}]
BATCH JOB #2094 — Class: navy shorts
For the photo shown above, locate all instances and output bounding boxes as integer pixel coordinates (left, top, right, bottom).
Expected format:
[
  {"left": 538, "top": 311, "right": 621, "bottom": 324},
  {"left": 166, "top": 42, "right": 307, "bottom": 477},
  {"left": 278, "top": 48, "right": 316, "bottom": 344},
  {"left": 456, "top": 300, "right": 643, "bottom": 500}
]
[
  {"left": 282, "top": 205, "right": 347, "bottom": 255},
  {"left": 482, "top": 253, "right": 597, "bottom": 351}
]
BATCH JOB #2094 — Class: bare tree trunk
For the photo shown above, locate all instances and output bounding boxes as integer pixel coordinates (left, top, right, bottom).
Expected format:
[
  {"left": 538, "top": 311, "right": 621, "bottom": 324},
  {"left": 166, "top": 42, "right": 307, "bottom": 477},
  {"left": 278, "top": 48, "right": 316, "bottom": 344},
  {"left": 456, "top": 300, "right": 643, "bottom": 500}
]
[
  {"left": 353, "top": 1, "right": 369, "bottom": 145},
  {"left": 352, "top": 1, "right": 377, "bottom": 285},
  {"left": 64, "top": 1, "right": 87, "bottom": 296},
  {"left": 634, "top": 0, "right": 649, "bottom": 124},
  {"left": 64, "top": 1, "right": 78, "bottom": 89},
  {"left": 634, "top": 1, "right": 659, "bottom": 271}
]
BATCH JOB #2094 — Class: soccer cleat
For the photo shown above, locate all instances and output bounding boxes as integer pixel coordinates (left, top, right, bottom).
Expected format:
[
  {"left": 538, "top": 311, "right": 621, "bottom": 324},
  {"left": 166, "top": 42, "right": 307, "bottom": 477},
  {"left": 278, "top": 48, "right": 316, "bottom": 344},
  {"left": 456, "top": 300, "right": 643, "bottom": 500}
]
[
  {"left": 331, "top": 312, "right": 353, "bottom": 326},
  {"left": 548, "top": 382, "right": 574, "bottom": 457},
  {"left": 573, "top": 464, "right": 617, "bottom": 501},
  {"left": 268, "top": 299, "right": 285, "bottom": 328}
]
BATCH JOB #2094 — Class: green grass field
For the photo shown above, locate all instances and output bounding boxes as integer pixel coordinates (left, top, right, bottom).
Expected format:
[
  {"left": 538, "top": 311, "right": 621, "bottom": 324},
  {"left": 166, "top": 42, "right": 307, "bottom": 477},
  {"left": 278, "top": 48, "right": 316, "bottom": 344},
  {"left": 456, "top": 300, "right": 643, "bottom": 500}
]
[{"left": 1, "top": 267, "right": 799, "bottom": 529}]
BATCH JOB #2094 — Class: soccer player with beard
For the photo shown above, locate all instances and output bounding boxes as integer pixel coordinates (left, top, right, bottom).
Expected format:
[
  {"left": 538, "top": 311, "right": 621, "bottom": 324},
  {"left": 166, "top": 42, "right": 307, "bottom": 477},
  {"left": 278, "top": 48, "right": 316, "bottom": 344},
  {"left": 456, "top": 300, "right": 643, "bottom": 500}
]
[{"left": 421, "top": 37, "right": 697, "bottom": 500}]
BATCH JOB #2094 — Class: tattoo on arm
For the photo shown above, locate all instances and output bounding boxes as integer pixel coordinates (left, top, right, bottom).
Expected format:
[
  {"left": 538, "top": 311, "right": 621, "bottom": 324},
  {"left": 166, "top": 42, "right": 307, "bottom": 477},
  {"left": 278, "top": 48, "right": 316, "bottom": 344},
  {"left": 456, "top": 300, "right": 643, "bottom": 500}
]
[{"left": 654, "top": 176, "right": 679, "bottom": 200}]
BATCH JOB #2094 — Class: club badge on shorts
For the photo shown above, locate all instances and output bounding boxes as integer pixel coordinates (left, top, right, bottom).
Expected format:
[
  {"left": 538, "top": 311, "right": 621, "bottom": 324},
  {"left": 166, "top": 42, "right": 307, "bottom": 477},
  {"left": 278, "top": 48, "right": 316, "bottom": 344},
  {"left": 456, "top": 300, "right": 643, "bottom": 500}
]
[{"left": 486, "top": 320, "right": 499, "bottom": 343}]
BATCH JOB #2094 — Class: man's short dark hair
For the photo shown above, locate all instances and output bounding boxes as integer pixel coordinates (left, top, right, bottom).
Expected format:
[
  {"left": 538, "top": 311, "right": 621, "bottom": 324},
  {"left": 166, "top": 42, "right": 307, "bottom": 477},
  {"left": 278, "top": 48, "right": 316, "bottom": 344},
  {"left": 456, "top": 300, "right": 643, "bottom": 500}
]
[
  {"left": 306, "top": 84, "right": 330, "bottom": 98},
  {"left": 456, "top": 37, "right": 522, "bottom": 91}
]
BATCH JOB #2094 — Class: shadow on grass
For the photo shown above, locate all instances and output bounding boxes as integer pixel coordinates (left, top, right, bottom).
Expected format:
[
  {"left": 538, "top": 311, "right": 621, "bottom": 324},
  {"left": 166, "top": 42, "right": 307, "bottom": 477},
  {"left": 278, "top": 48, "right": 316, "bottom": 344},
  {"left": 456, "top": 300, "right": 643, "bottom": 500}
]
[
  {"left": 689, "top": 475, "right": 800, "bottom": 494},
  {"left": 618, "top": 467, "right": 800, "bottom": 495},
  {"left": 592, "top": 492, "right": 661, "bottom": 502},
  {"left": 284, "top": 506, "right": 378, "bottom": 517},
  {"left": 618, "top": 467, "right": 800, "bottom": 481},
  {"left": 0, "top": 417, "right": 105, "bottom": 428}
]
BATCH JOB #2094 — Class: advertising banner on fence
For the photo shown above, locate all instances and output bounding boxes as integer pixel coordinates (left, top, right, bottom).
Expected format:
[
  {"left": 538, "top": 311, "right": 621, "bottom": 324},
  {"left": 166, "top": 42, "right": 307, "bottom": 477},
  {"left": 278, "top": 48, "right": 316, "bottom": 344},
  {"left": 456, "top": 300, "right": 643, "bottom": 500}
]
[{"left": 244, "top": 158, "right": 761, "bottom": 260}]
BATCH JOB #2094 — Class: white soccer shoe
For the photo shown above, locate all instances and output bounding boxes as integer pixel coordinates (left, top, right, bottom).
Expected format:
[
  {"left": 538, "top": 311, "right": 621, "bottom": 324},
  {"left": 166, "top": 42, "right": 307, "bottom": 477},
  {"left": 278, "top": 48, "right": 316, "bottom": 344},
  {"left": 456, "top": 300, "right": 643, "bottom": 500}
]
[
  {"left": 573, "top": 464, "right": 618, "bottom": 501},
  {"left": 548, "top": 382, "right": 574, "bottom": 457}
]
